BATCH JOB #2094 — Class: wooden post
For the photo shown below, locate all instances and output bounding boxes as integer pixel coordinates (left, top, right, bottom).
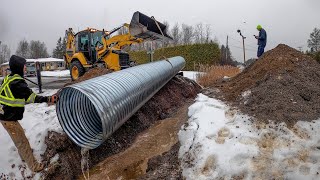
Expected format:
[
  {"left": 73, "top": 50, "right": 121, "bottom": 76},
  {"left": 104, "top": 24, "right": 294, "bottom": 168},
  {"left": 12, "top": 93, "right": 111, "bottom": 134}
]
[
  {"left": 242, "top": 37, "right": 246, "bottom": 63},
  {"left": 237, "top": 29, "right": 246, "bottom": 63},
  {"left": 226, "top": 36, "right": 229, "bottom": 63},
  {"left": 35, "top": 62, "right": 42, "bottom": 93}
]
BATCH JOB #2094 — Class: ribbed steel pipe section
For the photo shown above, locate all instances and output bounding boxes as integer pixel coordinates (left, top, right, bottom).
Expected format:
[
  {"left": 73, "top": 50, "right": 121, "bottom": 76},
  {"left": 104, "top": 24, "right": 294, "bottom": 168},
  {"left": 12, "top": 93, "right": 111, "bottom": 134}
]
[{"left": 56, "top": 56, "right": 185, "bottom": 149}]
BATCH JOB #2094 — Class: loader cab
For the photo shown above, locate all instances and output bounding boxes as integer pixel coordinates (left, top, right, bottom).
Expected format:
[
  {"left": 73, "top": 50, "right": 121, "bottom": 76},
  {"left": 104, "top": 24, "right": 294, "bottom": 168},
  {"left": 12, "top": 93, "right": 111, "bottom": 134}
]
[{"left": 75, "top": 29, "right": 103, "bottom": 64}]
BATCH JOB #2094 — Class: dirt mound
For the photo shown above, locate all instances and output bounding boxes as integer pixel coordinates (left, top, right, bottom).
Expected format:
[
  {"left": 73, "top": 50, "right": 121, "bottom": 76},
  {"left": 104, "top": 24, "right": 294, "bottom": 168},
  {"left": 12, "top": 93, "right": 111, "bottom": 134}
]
[
  {"left": 64, "top": 67, "right": 113, "bottom": 86},
  {"left": 42, "top": 75, "right": 201, "bottom": 179},
  {"left": 217, "top": 44, "right": 320, "bottom": 126}
]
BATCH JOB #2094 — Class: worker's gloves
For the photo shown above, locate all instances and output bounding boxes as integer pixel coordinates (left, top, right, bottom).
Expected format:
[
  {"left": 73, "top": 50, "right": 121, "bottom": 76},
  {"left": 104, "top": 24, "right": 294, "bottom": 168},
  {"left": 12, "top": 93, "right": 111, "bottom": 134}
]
[{"left": 47, "top": 94, "right": 59, "bottom": 105}]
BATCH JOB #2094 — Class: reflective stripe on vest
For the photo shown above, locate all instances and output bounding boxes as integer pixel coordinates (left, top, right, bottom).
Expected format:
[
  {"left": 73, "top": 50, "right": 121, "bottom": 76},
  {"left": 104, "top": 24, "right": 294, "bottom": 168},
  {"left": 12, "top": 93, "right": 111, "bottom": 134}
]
[
  {"left": 0, "top": 75, "right": 26, "bottom": 107},
  {"left": 26, "top": 93, "right": 36, "bottom": 104}
]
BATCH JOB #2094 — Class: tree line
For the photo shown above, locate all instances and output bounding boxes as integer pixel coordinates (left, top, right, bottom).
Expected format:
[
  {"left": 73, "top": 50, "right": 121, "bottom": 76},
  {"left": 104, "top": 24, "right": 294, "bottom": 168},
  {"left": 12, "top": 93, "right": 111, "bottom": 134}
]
[
  {"left": 0, "top": 38, "right": 65, "bottom": 65},
  {"left": 15, "top": 39, "right": 49, "bottom": 59},
  {"left": 130, "top": 22, "right": 218, "bottom": 51},
  {"left": 129, "top": 22, "right": 237, "bottom": 66}
]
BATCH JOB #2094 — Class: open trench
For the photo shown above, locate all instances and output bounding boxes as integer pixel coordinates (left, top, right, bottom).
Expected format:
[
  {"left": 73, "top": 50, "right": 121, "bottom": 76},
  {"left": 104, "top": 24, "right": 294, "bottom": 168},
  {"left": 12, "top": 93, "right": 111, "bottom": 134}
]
[
  {"left": 83, "top": 103, "right": 190, "bottom": 179},
  {"left": 42, "top": 76, "right": 201, "bottom": 179}
]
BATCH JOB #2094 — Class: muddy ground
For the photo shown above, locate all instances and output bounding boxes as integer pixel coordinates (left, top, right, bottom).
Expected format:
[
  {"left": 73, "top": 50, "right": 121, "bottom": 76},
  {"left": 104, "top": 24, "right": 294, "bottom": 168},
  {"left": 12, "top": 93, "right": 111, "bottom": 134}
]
[
  {"left": 41, "top": 75, "right": 201, "bottom": 179},
  {"left": 64, "top": 67, "right": 113, "bottom": 87},
  {"left": 86, "top": 103, "right": 190, "bottom": 180},
  {"left": 216, "top": 44, "right": 320, "bottom": 127}
]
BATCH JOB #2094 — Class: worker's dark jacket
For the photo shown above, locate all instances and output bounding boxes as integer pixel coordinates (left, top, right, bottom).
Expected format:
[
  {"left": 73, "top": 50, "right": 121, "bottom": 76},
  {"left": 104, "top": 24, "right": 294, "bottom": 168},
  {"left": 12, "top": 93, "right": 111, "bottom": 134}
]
[
  {"left": 0, "top": 55, "right": 49, "bottom": 121},
  {"left": 258, "top": 28, "right": 267, "bottom": 47}
]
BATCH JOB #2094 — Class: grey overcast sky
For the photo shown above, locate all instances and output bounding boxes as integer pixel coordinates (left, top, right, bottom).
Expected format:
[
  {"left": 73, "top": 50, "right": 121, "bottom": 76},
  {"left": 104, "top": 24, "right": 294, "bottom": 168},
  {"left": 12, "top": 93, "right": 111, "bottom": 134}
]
[{"left": 1, "top": 0, "right": 320, "bottom": 62}]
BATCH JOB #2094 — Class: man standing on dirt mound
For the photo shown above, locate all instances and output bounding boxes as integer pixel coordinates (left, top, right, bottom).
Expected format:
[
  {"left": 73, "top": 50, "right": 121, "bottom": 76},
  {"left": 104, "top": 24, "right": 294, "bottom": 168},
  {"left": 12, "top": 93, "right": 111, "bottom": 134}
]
[
  {"left": 254, "top": 25, "right": 267, "bottom": 58},
  {"left": 0, "top": 55, "right": 58, "bottom": 172}
]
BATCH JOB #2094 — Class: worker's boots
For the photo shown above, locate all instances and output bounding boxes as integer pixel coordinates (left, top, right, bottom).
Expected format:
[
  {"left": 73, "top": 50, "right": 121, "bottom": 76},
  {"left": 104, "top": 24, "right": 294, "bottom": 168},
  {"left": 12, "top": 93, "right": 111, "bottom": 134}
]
[{"left": 0, "top": 120, "right": 44, "bottom": 173}]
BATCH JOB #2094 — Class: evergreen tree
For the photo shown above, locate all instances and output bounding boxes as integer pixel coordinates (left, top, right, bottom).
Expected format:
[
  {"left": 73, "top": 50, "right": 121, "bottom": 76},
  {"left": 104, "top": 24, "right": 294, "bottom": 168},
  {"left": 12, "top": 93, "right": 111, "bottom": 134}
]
[
  {"left": 308, "top": 28, "right": 320, "bottom": 52},
  {"left": 53, "top": 37, "right": 66, "bottom": 59}
]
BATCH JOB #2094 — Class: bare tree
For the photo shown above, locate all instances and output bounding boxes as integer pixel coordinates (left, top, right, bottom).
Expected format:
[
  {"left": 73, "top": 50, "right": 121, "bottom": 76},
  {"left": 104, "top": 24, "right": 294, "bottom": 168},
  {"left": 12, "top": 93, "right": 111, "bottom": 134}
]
[
  {"left": 117, "top": 26, "right": 129, "bottom": 35},
  {"left": 160, "top": 21, "right": 170, "bottom": 48},
  {"left": 181, "top": 24, "right": 194, "bottom": 45},
  {"left": 213, "top": 36, "right": 220, "bottom": 46},
  {"left": 205, "top": 24, "right": 212, "bottom": 43},
  {"left": 29, "top": 40, "right": 49, "bottom": 59},
  {"left": 0, "top": 43, "right": 11, "bottom": 64},
  {"left": 171, "top": 23, "right": 181, "bottom": 46},
  {"left": 194, "top": 23, "right": 205, "bottom": 44},
  {"left": 16, "top": 39, "right": 30, "bottom": 58}
]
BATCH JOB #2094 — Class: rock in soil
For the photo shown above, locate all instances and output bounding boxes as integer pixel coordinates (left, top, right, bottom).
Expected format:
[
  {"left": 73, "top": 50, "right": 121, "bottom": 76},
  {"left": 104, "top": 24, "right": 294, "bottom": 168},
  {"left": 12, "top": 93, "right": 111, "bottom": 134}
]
[
  {"left": 216, "top": 44, "right": 320, "bottom": 127},
  {"left": 41, "top": 75, "right": 201, "bottom": 179}
]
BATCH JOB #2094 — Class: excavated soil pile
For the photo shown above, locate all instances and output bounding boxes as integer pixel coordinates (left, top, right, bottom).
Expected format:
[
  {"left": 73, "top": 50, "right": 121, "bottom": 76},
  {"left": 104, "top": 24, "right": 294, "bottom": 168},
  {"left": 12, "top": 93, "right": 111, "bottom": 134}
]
[
  {"left": 42, "top": 76, "right": 201, "bottom": 179},
  {"left": 64, "top": 67, "right": 113, "bottom": 86},
  {"left": 217, "top": 44, "right": 320, "bottom": 127}
]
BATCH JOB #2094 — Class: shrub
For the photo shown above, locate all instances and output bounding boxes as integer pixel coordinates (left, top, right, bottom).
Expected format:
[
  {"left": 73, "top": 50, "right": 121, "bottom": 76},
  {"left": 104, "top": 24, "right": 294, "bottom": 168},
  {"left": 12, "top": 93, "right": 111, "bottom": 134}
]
[
  {"left": 129, "top": 43, "right": 220, "bottom": 71},
  {"left": 197, "top": 65, "right": 240, "bottom": 87}
]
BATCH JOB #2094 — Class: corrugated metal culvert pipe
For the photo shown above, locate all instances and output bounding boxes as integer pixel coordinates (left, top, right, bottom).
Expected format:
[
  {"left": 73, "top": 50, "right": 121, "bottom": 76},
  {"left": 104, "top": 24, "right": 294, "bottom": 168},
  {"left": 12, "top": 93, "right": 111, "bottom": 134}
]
[{"left": 56, "top": 56, "right": 185, "bottom": 149}]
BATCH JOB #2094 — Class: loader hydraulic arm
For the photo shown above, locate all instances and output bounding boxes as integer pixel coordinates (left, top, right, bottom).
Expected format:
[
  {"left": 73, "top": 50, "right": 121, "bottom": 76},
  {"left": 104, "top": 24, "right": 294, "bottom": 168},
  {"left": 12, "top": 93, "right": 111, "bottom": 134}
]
[
  {"left": 105, "top": 34, "right": 143, "bottom": 49},
  {"left": 65, "top": 28, "right": 76, "bottom": 64},
  {"left": 102, "top": 23, "right": 143, "bottom": 50}
]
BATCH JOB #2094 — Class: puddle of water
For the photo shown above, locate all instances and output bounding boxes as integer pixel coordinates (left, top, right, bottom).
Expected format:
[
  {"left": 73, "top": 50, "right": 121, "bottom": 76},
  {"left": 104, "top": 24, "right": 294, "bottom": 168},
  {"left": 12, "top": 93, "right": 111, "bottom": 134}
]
[{"left": 81, "top": 148, "right": 90, "bottom": 180}]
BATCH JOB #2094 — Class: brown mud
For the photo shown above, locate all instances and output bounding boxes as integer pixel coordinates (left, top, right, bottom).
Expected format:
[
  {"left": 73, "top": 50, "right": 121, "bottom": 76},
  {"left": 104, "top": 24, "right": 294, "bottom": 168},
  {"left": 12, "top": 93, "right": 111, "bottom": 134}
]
[{"left": 85, "top": 103, "right": 189, "bottom": 180}]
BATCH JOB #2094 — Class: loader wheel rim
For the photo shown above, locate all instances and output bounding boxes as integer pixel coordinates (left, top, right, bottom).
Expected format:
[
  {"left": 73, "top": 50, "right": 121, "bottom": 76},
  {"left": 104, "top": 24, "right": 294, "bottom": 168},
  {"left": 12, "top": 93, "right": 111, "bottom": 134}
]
[{"left": 72, "top": 66, "right": 79, "bottom": 79}]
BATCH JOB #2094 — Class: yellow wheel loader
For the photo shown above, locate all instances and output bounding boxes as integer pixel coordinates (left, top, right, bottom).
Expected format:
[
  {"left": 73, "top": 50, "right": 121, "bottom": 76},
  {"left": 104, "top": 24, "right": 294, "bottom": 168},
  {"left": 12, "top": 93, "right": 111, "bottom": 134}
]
[{"left": 64, "top": 11, "right": 172, "bottom": 80}]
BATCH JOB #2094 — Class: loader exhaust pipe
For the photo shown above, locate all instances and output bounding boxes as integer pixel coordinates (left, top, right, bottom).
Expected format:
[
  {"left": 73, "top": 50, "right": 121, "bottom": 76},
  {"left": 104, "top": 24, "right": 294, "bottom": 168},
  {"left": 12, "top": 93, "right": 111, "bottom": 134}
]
[{"left": 56, "top": 56, "right": 185, "bottom": 149}]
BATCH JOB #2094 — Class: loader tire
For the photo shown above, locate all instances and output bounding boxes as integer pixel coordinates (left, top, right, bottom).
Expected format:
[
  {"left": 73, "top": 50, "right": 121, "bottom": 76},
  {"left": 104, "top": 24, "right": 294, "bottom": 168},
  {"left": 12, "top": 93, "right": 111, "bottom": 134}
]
[{"left": 70, "top": 60, "right": 85, "bottom": 81}]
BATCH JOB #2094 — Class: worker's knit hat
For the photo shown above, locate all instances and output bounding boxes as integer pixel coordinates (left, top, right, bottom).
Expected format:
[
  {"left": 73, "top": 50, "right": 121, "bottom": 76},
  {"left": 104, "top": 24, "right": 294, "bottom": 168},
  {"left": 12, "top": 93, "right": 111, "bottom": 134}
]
[
  {"left": 256, "top": 25, "right": 262, "bottom": 31},
  {"left": 9, "top": 55, "right": 26, "bottom": 76}
]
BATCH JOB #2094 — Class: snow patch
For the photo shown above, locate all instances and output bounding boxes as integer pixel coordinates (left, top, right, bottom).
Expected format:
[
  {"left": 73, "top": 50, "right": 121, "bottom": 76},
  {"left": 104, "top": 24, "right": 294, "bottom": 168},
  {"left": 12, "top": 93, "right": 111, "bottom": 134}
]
[
  {"left": 179, "top": 93, "right": 320, "bottom": 179},
  {"left": 41, "top": 70, "right": 70, "bottom": 77},
  {"left": 182, "top": 71, "right": 203, "bottom": 81},
  {"left": 241, "top": 90, "right": 251, "bottom": 105},
  {"left": 0, "top": 89, "right": 63, "bottom": 179},
  {"left": 1, "top": 58, "right": 64, "bottom": 66}
]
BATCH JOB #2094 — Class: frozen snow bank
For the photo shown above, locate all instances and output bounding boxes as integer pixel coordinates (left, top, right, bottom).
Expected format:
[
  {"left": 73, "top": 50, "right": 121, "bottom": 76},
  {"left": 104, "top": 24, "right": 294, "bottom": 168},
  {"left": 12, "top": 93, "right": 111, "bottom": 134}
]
[
  {"left": 0, "top": 89, "right": 62, "bottom": 179},
  {"left": 182, "top": 71, "right": 205, "bottom": 81},
  {"left": 182, "top": 71, "right": 201, "bottom": 81},
  {"left": 179, "top": 93, "right": 320, "bottom": 179},
  {"left": 41, "top": 70, "right": 70, "bottom": 77}
]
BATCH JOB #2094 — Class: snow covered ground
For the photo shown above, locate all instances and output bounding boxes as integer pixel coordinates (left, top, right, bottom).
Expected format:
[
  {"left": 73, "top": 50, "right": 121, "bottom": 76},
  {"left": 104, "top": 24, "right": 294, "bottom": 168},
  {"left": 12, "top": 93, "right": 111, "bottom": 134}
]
[
  {"left": 1, "top": 58, "right": 64, "bottom": 66},
  {"left": 41, "top": 70, "right": 70, "bottom": 77},
  {"left": 182, "top": 71, "right": 201, "bottom": 81},
  {"left": 0, "top": 89, "right": 62, "bottom": 179},
  {"left": 179, "top": 93, "right": 320, "bottom": 180}
]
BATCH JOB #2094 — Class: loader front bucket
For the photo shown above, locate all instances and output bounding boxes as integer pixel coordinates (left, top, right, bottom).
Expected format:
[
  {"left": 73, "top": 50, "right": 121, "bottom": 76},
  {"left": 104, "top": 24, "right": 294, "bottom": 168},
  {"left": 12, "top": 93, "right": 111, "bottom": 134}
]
[{"left": 129, "top": 11, "right": 172, "bottom": 41}]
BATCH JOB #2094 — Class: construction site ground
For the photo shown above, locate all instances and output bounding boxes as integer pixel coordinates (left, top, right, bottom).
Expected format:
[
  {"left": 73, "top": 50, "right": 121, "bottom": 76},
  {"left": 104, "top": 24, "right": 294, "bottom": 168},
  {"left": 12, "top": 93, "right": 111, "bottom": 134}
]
[
  {"left": 2, "top": 44, "right": 320, "bottom": 179},
  {"left": 41, "top": 73, "right": 201, "bottom": 179}
]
